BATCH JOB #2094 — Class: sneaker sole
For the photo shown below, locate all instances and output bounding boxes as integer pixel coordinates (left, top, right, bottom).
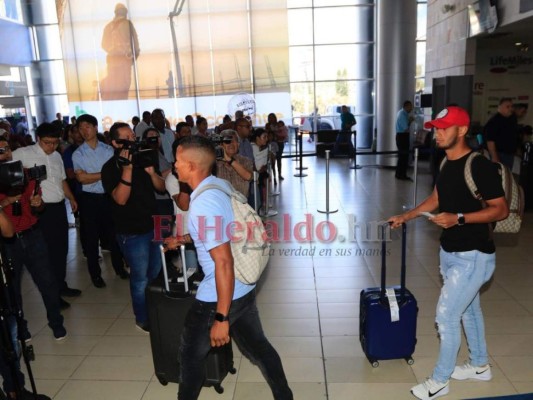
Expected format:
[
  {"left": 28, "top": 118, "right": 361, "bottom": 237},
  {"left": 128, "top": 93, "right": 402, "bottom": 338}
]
[
  {"left": 55, "top": 334, "right": 68, "bottom": 342},
  {"left": 451, "top": 373, "right": 492, "bottom": 381}
]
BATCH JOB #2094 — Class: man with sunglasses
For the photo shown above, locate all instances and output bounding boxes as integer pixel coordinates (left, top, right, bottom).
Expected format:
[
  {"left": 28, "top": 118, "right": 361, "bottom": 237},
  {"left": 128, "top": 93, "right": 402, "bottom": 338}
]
[
  {"left": 215, "top": 130, "right": 253, "bottom": 197},
  {"left": 12, "top": 123, "right": 80, "bottom": 309}
]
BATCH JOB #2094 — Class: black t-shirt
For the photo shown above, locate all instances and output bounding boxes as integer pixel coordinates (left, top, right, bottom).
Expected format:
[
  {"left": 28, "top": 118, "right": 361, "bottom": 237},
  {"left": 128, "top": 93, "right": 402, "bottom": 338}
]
[
  {"left": 484, "top": 113, "right": 518, "bottom": 154},
  {"left": 437, "top": 152, "right": 504, "bottom": 254},
  {"left": 101, "top": 155, "right": 158, "bottom": 234}
]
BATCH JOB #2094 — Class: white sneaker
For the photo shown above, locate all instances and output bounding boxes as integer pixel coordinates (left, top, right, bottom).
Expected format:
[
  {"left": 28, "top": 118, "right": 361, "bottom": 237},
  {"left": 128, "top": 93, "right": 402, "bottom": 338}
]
[
  {"left": 451, "top": 362, "right": 492, "bottom": 381},
  {"left": 411, "top": 378, "right": 449, "bottom": 400}
]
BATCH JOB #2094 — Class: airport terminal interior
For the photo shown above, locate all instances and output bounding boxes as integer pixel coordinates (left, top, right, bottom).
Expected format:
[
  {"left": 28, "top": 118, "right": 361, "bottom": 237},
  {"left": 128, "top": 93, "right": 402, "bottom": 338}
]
[{"left": 17, "top": 155, "right": 533, "bottom": 400}]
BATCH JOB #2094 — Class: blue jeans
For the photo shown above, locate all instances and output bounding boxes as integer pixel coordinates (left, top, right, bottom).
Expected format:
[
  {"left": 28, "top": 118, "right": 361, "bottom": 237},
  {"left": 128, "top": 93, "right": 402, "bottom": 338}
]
[
  {"left": 432, "top": 248, "right": 496, "bottom": 383},
  {"left": 178, "top": 289, "right": 293, "bottom": 400},
  {"left": 116, "top": 231, "right": 162, "bottom": 325}
]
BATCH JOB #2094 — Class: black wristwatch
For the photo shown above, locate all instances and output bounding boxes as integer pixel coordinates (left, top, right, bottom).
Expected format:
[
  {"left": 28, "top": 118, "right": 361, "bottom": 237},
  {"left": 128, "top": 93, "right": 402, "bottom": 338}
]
[
  {"left": 228, "top": 157, "right": 235, "bottom": 166},
  {"left": 214, "top": 312, "right": 229, "bottom": 322},
  {"left": 457, "top": 213, "right": 465, "bottom": 226}
]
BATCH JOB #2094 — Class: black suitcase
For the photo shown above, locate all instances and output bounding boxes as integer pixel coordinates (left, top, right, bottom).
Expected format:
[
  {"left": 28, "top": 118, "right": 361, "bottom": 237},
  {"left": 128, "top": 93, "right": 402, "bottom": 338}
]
[
  {"left": 146, "top": 244, "right": 236, "bottom": 393},
  {"left": 359, "top": 223, "right": 418, "bottom": 367}
]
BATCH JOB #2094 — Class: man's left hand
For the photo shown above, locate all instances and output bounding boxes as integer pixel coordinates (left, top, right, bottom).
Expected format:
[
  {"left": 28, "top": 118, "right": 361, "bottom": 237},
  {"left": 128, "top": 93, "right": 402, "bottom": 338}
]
[
  {"left": 70, "top": 199, "right": 78, "bottom": 213},
  {"left": 430, "top": 212, "right": 458, "bottom": 229},
  {"left": 144, "top": 166, "right": 156, "bottom": 175},
  {"left": 210, "top": 321, "right": 230, "bottom": 347}
]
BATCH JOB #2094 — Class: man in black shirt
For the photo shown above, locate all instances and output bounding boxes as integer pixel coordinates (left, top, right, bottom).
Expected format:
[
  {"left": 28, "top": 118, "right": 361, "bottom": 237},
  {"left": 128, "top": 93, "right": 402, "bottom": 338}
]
[
  {"left": 101, "top": 122, "right": 165, "bottom": 333},
  {"left": 389, "top": 106, "right": 508, "bottom": 400},
  {"left": 484, "top": 97, "right": 517, "bottom": 169}
]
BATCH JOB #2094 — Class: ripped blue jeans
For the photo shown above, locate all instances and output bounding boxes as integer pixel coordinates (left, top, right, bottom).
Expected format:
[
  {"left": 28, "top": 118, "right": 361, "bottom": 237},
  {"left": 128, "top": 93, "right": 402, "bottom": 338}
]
[{"left": 432, "top": 248, "right": 496, "bottom": 383}]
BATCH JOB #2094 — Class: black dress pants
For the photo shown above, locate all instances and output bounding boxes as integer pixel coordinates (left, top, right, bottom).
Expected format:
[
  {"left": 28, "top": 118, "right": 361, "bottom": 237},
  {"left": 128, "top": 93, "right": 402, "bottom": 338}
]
[
  {"left": 395, "top": 131, "right": 410, "bottom": 178},
  {"left": 80, "top": 192, "right": 124, "bottom": 279},
  {"left": 38, "top": 200, "right": 69, "bottom": 290}
]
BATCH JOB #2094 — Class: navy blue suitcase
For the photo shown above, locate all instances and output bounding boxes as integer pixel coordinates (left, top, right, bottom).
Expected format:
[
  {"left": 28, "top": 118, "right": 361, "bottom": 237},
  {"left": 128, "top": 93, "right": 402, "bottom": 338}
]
[
  {"left": 359, "top": 223, "right": 418, "bottom": 367},
  {"left": 146, "top": 245, "right": 236, "bottom": 393}
]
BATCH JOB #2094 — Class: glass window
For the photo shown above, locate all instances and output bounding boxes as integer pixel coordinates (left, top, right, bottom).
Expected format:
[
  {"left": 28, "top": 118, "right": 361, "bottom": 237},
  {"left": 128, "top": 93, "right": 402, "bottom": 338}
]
[
  {"left": 288, "top": 9, "right": 314, "bottom": 46},
  {"left": 314, "top": 80, "right": 374, "bottom": 116},
  {"left": 287, "top": 0, "right": 312, "bottom": 8},
  {"left": 314, "top": 6, "right": 373, "bottom": 44},
  {"left": 314, "top": 0, "right": 374, "bottom": 6},
  {"left": 314, "top": 44, "right": 373, "bottom": 80},
  {"left": 416, "top": 41, "right": 426, "bottom": 78},
  {"left": 289, "top": 46, "right": 314, "bottom": 82},
  {"left": 290, "top": 82, "right": 316, "bottom": 116},
  {"left": 417, "top": 3, "right": 427, "bottom": 40}
]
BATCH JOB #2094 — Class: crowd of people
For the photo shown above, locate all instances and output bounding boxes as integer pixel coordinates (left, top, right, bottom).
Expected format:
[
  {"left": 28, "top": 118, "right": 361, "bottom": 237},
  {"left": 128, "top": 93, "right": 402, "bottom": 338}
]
[{"left": 0, "top": 108, "right": 291, "bottom": 400}]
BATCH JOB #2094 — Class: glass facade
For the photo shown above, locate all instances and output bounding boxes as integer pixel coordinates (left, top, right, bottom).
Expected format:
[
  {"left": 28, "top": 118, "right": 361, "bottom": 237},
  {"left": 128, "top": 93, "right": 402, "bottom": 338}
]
[{"left": 288, "top": 1, "right": 375, "bottom": 148}]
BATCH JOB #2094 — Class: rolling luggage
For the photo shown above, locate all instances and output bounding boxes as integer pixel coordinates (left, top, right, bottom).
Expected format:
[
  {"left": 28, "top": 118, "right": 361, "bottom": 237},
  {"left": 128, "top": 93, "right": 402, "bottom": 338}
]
[
  {"left": 359, "top": 223, "right": 418, "bottom": 367},
  {"left": 146, "top": 245, "right": 236, "bottom": 393}
]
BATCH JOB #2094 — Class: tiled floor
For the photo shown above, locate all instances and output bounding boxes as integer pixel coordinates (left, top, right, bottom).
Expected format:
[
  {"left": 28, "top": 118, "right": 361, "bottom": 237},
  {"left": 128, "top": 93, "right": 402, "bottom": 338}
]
[{"left": 19, "top": 155, "right": 533, "bottom": 399}]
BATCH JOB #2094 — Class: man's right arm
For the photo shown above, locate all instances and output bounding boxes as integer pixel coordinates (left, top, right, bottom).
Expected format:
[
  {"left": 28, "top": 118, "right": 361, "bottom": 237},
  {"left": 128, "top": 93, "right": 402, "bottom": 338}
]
[
  {"left": 388, "top": 187, "right": 439, "bottom": 228},
  {"left": 0, "top": 210, "right": 14, "bottom": 238}
]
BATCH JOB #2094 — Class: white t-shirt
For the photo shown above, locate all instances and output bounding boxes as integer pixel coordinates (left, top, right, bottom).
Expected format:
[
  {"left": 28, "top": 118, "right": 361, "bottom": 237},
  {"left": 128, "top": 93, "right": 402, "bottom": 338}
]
[
  {"left": 251, "top": 143, "right": 268, "bottom": 170},
  {"left": 165, "top": 173, "right": 189, "bottom": 235}
]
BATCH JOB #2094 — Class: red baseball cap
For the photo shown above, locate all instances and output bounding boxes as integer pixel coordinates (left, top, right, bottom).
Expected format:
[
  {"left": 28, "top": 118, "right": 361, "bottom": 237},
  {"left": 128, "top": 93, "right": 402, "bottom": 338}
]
[{"left": 424, "top": 106, "right": 470, "bottom": 129}]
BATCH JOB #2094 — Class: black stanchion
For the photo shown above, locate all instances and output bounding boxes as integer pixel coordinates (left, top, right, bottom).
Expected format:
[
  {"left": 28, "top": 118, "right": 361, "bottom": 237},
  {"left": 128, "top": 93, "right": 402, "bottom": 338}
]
[
  {"left": 318, "top": 150, "right": 338, "bottom": 214},
  {"left": 294, "top": 134, "right": 308, "bottom": 178},
  {"left": 349, "top": 132, "right": 362, "bottom": 170}
]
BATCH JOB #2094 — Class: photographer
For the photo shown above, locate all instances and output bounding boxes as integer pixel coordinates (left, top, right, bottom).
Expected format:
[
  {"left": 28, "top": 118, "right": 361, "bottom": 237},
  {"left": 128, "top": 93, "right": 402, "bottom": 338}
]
[
  {"left": 0, "top": 138, "right": 67, "bottom": 342},
  {"left": 12, "top": 123, "right": 80, "bottom": 307},
  {"left": 215, "top": 130, "right": 253, "bottom": 197},
  {"left": 101, "top": 123, "right": 164, "bottom": 333}
]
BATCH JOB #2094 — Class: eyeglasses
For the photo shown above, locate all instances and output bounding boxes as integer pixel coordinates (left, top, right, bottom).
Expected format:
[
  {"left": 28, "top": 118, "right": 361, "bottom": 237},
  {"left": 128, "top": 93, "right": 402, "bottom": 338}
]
[{"left": 222, "top": 139, "right": 234, "bottom": 144}]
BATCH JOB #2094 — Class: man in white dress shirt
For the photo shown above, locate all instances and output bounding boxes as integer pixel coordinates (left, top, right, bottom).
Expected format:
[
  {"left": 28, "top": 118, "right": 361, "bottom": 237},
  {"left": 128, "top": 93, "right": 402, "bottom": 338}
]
[{"left": 12, "top": 123, "right": 81, "bottom": 307}]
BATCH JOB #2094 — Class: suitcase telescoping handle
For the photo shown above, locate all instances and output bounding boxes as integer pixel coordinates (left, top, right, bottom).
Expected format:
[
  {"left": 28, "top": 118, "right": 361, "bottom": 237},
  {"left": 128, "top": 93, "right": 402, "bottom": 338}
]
[
  {"left": 379, "top": 222, "right": 407, "bottom": 302},
  {"left": 159, "top": 244, "right": 188, "bottom": 293}
]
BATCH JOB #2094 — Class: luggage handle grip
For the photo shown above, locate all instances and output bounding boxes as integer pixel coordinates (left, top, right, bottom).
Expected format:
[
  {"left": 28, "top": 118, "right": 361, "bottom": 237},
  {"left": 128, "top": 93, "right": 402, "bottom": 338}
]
[
  {"left": 380, "top": 222, "right": 407, "bottom": 303},
  {"left": 159, "top": 244, "right": 189, "bottom": 294}
]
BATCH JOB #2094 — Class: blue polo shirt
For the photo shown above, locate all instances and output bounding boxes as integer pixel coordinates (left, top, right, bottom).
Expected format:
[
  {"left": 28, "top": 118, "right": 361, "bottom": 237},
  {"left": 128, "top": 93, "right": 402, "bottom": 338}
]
[
  {"left": 72, "top": 141, "right": 114, "bottom": 194},
  {"left": 396, "top": 109, "right": 410, "bottom": 133},
  {"left": 189, "top": 175, "right": 255, "bottom": 302}
]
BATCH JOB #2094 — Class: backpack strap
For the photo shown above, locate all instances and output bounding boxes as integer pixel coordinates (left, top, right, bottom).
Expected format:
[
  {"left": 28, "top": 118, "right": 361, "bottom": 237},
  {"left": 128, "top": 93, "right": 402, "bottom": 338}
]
[
  {"left": 463, "top": 152, "right": 484, "bottom": 201},
  {"left": 191, "top": 181, "right": 247, "bottom": 204}
]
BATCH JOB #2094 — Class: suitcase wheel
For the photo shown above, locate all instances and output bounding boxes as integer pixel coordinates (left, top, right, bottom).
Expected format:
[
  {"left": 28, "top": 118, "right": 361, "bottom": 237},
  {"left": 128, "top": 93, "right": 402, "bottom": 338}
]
[
  {"left": 229, "top": 366, "right": 237, "bottom": 374},
  {"left": 157, "top": 377, "right": 168, "bottom": 386},
  {"left": 214, "top": 384, "right": 224, "bottom": 394},
  {"left": 371, "top": 361, "right": 379, "bottom": 368},
  {"left": 406, "top": 357, "right": 414, "bottom": 365}
]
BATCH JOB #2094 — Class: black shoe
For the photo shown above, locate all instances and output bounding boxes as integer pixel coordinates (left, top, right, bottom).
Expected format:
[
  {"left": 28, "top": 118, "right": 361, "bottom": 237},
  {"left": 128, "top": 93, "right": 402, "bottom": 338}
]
[
  {"left": 10, "top": 389, "right": 51, "bottom": 400},
  {"left": 60, "top": 287, "right": 82, "bottom": 297},
  {"left": 59, "top": 298, "right": 71, "bottom": 311},
  {"left": 92, "top": 276, "right": 106, "bottom": 288},
  {"left": 53, "top": 325, "right": 67, "bottom": 341},
  {"left": 116, "top": 268, "right": 129, "bottom": 280},
  {"left": 279, "top": 175, "right": 284, "bottom": 181},
  {"left": 135, "top": 321, "right": 150, "bottom": 334}
]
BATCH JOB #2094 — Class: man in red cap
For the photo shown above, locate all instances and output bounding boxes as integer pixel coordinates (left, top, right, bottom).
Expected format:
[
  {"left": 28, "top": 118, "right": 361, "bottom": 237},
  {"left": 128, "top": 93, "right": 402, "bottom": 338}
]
[{"left": 388, "top": 106, "right": 509, "bottom": 400}]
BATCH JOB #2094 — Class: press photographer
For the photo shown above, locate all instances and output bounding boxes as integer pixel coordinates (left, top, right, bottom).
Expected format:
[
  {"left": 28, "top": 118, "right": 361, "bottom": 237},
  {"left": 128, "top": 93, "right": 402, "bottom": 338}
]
[
  {"left": 101, "top": 122, "right": 164, "bottom": 333},
  {"left": 12, "top": 123, "right": 80, "bottom": 307},
  {"left": 0, "top": 139, "right": 58, "bottom": 399}
]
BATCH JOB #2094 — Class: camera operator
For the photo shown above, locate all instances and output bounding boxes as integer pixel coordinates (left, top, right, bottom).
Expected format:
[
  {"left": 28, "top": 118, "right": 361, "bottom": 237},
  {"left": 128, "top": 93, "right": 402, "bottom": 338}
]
[
  {"left": 0, "top": 138, "right": 67, "bottom": 343},
  {"left": 215, "top": 130, "right": 253, "bottom": 197},
  {"left": 101, "top": 122, "right": 164, "bottom": 333},
  {"left": 12, "top": 123, "right": 80, "bottom": 308}
]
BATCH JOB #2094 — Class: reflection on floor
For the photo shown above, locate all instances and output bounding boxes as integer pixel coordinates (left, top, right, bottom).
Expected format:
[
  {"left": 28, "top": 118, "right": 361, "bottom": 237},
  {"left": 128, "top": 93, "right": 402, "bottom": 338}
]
[{"left": 19, "top": 156, "right": 533, "bottom": 400}]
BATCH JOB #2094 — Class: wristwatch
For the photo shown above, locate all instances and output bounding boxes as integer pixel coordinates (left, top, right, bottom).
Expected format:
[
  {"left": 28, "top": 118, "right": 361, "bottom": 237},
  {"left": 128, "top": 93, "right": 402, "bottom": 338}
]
[
  {"left": 228, "top": 157, "right": 235, "bottom": 166},
  {"left": 457, "top": 213, "right": 465, "bottom": 226},
  {"left": 214, "top": 312, "right": 229, "bottom": 322}
]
